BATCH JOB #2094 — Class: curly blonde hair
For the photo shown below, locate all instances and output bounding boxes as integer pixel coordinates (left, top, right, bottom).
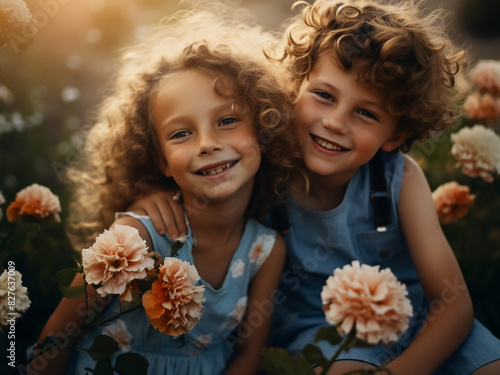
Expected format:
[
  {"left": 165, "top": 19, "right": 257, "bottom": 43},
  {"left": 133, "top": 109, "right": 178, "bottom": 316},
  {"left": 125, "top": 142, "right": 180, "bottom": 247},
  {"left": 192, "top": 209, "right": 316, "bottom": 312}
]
[
  {"left": 67, "top": 6, "right": 299, "bottom": 248},
  {"left": 276, "top": 0, "right": 468, "bottom": 151}
]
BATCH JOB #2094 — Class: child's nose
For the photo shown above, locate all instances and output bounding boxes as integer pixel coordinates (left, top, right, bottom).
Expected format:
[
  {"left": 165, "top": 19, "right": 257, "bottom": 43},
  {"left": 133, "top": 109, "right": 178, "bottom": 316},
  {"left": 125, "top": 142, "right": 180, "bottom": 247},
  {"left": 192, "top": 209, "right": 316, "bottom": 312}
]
[
  {"left": 198, "top": 130, "right": 223, "bottom": 155},
  {"left": 322, "top": 107, "right": 349, "bottom": 134}
]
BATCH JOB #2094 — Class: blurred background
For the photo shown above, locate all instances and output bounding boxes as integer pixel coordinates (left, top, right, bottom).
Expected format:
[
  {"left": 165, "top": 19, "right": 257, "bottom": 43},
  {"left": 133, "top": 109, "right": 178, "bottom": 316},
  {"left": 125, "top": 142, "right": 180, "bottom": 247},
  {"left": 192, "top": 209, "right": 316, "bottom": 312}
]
[{"left": 1, "top": 0, "right": 499, "bottom": 373}]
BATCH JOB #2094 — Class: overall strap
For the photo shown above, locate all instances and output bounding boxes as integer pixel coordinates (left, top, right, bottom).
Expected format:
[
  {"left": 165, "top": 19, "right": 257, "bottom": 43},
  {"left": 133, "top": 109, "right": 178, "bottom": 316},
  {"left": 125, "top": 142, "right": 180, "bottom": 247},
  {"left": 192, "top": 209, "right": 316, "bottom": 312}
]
[{"left": 369, "top": 150, "right": 391, "bottom": 231}]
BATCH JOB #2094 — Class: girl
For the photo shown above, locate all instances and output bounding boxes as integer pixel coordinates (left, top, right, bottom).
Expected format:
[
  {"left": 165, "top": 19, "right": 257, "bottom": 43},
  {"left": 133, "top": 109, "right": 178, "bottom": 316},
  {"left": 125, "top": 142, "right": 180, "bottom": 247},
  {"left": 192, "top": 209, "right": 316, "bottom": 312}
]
[
  {"left": 30, "top": 8, "right": 299, "bottom": 375},
  {"left": 132, "top": 1, "right": 500, "bottom": 374}
]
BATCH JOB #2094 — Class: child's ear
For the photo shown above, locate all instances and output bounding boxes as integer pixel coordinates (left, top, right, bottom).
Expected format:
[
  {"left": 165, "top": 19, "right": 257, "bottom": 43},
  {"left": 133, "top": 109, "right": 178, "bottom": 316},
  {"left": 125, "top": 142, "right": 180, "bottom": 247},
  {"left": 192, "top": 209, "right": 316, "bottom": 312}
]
[
  {"left": 157, "top": 154, "right": 173, "bottom": 177},
  {"left": 381, "top": 131, "right": 410, "bottom": 152}
]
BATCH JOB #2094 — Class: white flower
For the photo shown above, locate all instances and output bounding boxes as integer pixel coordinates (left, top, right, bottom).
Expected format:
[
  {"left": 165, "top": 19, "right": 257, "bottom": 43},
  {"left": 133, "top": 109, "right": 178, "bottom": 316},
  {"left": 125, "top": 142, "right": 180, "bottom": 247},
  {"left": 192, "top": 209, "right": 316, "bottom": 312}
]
[
  {"left": 194, "top": 334, "right": 213, "bottom": 348},
  {"left": 0, "top": 269, "right": 31, "bottom": 325},
  {"left": 222, "top": 296, "right": 247, "bottom": 332},
  {"left": 249, "top": 234, "right": 274, "bottom": 266},
  {"left": 102, "top": 319, "right": 132, "bottom": 352},
  {"left": 230, "top": 259, "right": 245, "bottom": 278},
  {"left": 321, "top": 261, "right": 413, "bottom": 345},
  {"left": 451, "top": 125, "right": 500, "bottom": 182}
]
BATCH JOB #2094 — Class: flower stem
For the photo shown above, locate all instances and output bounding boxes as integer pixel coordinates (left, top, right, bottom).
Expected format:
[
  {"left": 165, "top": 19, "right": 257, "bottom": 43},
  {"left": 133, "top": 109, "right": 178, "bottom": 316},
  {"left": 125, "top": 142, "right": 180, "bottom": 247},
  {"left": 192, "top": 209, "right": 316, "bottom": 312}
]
[
  {"left": 88, "top": 300, "right": 142, "bottom": 327},
  {"left": 319, "top": 327, "right": 357, "bottom": 375},
  {"left": 24, "top": 300, "right": 142, "bottom": 365}
]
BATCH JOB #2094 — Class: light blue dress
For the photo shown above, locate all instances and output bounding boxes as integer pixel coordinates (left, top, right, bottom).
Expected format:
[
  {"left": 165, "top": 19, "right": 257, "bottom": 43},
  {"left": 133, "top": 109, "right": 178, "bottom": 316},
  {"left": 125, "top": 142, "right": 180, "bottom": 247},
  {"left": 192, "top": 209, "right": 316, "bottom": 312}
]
[
  {"left": 270, "top": 151, "right": 500, "bottom": 374},
  {"left": 69, "top": 214, "right": 277, "bottom": 375}
]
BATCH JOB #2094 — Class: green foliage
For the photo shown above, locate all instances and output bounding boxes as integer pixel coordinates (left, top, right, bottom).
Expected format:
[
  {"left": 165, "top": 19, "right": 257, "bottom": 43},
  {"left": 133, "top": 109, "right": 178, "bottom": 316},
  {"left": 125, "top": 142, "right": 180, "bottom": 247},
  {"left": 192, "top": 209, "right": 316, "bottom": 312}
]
[
  {"left": 80, "top": 336, "right": 149, "bottom": 375},
  {"left": 114, "top": 353, "right": 149, "bottom": 375},
  {"left": 57, "top": 267, "right": 86, "bottom": 299},
  {"left": 262, "top": 326, "right": 376, "bottom": 375},
  {"left": 411, "top": 118, "right": 500, "bottom": 337},
  {"left": 261, "top": 348, "right": 316, "bottom": 375},
  {"left": 84, "top": 335, "right": 120, "bottom": 361}
]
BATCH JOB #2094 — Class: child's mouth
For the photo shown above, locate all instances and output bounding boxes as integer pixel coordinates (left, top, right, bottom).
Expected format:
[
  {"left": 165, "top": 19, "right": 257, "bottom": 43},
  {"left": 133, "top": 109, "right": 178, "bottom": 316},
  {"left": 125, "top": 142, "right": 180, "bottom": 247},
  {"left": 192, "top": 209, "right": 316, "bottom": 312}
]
[
  {"left": 312, "top": 135, "right": 349, "bottom": 151},
  {"left": 196, "top": 161, "right": 238, "bottom": 176}
]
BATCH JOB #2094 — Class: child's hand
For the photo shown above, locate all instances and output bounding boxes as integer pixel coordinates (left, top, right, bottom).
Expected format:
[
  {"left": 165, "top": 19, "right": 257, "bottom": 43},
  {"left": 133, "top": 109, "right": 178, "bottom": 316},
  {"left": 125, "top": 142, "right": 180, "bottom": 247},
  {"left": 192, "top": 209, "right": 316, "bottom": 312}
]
[{"left": 128, "top": 190, "right": 186, "bottom": 238}]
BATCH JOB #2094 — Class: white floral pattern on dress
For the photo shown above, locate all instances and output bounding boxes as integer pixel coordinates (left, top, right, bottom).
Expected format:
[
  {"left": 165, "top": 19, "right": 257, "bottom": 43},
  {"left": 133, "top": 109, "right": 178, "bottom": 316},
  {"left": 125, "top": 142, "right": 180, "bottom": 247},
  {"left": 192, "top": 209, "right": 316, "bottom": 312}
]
[
  {"left": 194, "top": 334, "right": 213, "bottom": 348},
  {"left": 230, "top": 258, "right": 245, "bottom": 278},
  {"left": 221, "top": 296, "right": 247, "bottom": 332},
  {"left": 102, "top": 319, "right": 132, "bottom": 352},
  {"left": 248, "top": 233, "right": 274, "bottom": 267}
]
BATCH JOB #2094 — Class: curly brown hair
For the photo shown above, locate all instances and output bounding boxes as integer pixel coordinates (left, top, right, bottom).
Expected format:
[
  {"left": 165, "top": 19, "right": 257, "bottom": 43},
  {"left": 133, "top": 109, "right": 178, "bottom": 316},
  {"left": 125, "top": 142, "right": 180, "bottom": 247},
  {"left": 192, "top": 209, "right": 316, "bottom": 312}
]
[
  {"left": 276, "top": 0, "right": 468, "bottom": 151},
  {"left": 67, "top": 7, "right": 299, "bottom": 248}
]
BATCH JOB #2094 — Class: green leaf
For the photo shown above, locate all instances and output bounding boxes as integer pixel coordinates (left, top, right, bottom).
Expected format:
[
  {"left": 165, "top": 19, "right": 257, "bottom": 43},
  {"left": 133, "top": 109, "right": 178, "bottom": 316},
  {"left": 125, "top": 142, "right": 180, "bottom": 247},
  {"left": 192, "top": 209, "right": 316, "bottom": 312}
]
[
  {"left": 137, "top": 275, "right": 158, "bottom": 293},
  {"left": 301, "top": 344, "right": 328, "bottom": 369},
  {"left": 114, "top": 353, "right": 149, "bottom": 375},
  {"left": 314, "top": 326, "right": 342, "bottom": 346},
  {"left": 57, "top": 268, "right": 86, "bottom": 298},
  {"left": 8, "top": 222, "right": 40, "bottom": 250},
  {"left": 37, "top": 335, "right": 60, "bottom": 351},
  {"left": 260, "top": 347, "right": 315, "bottom": 375},
  {"left": 84, "top": 335, "right": 120, "bottom": 361},
  {"left": 92, "top": 356, "right": 114, "bottom": 375},
  {"left": 170, "top": 240, "right": 183, "bottom": 257}
]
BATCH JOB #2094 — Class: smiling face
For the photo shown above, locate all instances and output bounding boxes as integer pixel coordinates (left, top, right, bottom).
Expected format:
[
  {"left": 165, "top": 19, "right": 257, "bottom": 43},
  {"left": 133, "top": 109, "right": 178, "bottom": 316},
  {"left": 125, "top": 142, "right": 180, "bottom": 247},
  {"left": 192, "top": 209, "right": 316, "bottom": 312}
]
[
  {"left": 152, "top": 70, "right": 261, "bottom": 202},
  {"left": 295, "top": 53, "right": 406, "bottom": 184}
]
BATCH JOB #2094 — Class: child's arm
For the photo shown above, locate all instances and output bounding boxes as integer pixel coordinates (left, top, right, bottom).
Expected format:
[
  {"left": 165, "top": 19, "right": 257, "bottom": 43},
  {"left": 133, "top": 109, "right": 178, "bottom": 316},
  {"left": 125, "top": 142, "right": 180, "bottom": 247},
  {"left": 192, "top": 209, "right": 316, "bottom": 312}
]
[
  {"left": 29, "top": 216, "right": 152, "bottom": 375},
  {"left": 385, "top": 155, "right": 474, "bottom": 375},
  {"left": 28, "top": 274, "right": 104, "bottom": 375},
  {"left": 127, "top": 190, "right": 187, "bottom": 239},
  {"left": 223, "top": 234, "right": 286, "bottom": 375}
]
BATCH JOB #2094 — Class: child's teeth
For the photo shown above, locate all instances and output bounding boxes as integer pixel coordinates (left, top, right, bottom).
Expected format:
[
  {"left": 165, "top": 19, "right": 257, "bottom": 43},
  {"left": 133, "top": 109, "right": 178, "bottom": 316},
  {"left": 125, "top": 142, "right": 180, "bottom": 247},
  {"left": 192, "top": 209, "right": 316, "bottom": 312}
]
[
  {"left": 201, "top": 162, "right": 234, "bottom": 175},
  {"left": 315, "top": 136, "right": 343, "bottom": 151}
]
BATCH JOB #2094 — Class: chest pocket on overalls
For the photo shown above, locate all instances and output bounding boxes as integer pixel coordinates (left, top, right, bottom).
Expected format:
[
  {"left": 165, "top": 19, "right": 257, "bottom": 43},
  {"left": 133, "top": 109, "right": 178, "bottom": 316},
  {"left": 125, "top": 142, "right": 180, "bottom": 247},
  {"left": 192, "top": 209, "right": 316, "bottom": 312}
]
[{"left": 356, "top": 227, "right": 407, "bottom": 267}]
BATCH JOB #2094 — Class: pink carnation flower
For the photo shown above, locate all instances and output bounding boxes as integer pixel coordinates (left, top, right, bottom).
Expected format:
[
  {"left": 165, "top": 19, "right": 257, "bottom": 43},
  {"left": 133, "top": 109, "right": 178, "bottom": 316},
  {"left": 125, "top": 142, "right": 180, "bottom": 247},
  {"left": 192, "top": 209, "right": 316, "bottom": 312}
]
[
  {"left": 82, "top": 225, "right": 155, "bottom": 297},
  {"left": 6, "top": 183, "right": 61, "bottom": 222},
  {"left": 451, "top": 125, "right": 500, "bottom": 182},
  {"left": 321, "top": 261, "right": 412, "bottom": 345},
  {"left": 432, "top": 182, "right": 475, "bottom": 223},
  {"left": 143, "top": 257, "right": 205, "bottom": 336},
  {"left": 470, "top": 59, "right": 500, "bottom": 96},
  {"left": 463, "top": 93, "right": 500, "bottom": 123}
]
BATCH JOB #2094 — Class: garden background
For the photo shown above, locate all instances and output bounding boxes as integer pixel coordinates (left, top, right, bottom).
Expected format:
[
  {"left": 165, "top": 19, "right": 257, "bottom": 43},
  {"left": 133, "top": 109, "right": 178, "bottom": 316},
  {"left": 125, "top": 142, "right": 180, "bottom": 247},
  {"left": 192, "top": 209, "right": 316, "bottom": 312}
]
[{"left": 1, "top": 0, "right": 499, "bottom": 373}]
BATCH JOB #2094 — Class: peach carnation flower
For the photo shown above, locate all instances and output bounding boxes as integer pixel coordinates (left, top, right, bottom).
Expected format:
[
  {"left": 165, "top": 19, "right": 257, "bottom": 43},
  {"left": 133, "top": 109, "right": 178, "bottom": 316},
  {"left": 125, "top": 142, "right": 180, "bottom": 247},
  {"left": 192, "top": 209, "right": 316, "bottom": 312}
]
[
  {"left": 82, "top": 225, "right": 155, "bottom": 297},
  {"left": 142, "top": 257, "right": 205, "bottom": 336},
  {"left": 432, "top": 182, "right": 475, "bottom": 223},
  {"left": 0, "top": 269, "right": 31, "bottom": 325},
  {"left": 463, "top": 93, "right": 500, "bottom": 123},
  {"left": 451, "top": 125, "right": 500, "bottom": 182},
  {"left": 321, "top": 261, "right": 412, "bottom": 345},
  {"left": 0, "top": 191, "right": 5, "bottom": 221},
  {"left": 470, "top": 59, "right": 500, "bottom": 96},
  {"left": 6, "top": 183, "right": 61, "bottom": 222}
]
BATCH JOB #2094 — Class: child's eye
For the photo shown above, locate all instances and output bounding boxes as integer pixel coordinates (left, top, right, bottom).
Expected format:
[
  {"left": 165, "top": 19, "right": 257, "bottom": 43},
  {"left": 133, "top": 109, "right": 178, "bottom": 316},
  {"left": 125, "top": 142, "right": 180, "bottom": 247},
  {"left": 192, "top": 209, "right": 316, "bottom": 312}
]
[
  {"left": 170, "top": 130, "right": 190, "bottom": 139},
  {"left": 219, "top": 117, "right": 238, "bottom": 127},
  {"left": 313, "top": 91, "right": 333, "bottom": 101},
  {"left": 358, "top": 109, "right": 379, "bottom": 121}
]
